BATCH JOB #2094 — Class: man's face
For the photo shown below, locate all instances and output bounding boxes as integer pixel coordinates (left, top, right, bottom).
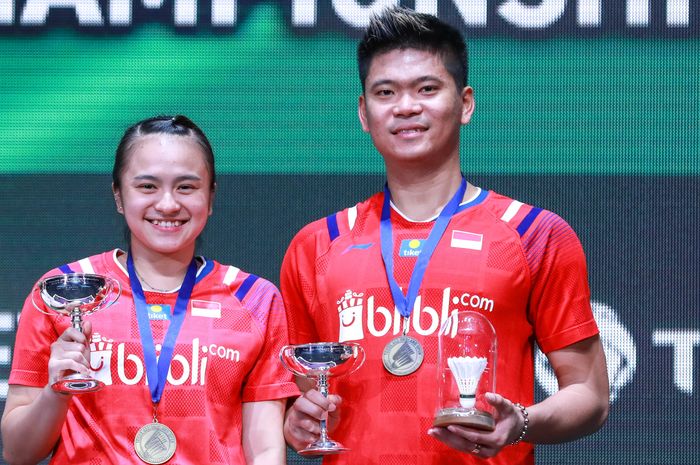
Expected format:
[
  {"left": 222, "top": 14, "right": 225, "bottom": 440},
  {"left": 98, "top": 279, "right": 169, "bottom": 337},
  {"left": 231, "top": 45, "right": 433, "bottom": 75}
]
[{"left": 358, "top": 48, "right": 474, "bottom": 168}]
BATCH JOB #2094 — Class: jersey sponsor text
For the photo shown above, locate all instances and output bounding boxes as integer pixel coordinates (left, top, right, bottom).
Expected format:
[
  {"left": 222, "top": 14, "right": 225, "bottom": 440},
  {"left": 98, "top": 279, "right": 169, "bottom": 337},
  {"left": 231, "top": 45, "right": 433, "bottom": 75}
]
[{"left": 338, "top": 287, "right": 495, "bottom": 342}]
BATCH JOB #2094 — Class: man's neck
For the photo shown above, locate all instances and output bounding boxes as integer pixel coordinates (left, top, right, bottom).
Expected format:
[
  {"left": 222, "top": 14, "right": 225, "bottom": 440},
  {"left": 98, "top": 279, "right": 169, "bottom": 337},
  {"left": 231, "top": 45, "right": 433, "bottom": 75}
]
[{"left": 385, "top": 163, "right": 471, "bottom": 221}]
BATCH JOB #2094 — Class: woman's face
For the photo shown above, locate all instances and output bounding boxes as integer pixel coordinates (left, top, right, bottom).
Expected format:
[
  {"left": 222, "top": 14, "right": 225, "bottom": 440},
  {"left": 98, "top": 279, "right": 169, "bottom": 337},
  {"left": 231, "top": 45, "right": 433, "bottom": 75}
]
[{"left": 113, "top": 133, "right": 215, "bottom": 258}]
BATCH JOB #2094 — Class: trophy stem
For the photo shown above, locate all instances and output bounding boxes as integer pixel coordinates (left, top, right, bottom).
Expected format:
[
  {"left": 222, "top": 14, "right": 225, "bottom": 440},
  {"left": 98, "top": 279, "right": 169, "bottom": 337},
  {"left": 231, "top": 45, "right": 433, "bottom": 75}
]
[
  {"left": 317, "top": 373, "right": 329, "bottom": 442},
  {"left": 299, "top": 371, "right": 348, "bottom": 455},
  {"left": 70, "top": 307, "right": 83, "bottom": 331}
]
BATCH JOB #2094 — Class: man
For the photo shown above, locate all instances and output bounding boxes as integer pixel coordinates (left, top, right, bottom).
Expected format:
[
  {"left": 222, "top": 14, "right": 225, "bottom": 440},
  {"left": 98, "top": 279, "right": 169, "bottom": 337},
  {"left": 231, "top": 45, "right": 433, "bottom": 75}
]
[{"left": 281, "top": 7, "right": 609, "bottom": 464}]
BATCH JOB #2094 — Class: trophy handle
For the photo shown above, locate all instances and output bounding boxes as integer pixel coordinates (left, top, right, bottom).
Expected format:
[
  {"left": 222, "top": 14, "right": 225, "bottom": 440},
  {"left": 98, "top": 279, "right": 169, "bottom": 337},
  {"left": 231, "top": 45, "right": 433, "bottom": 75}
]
[
  {"left": 31, "top": 281, "right": 56, "bottom": 317},
  {"left": 103, "top": 277, "right": 122, "bottom": 309},
  {"left": 347, "top": 342, "right": 366, "bottom": 373},
  {"left": 279, "top": 346, "right": 307, "bottom": 378}
]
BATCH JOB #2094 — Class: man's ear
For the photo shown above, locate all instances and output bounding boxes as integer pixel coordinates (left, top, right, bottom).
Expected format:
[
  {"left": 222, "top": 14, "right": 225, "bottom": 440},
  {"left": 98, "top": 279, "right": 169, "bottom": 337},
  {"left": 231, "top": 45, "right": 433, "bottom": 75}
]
[{"left": 358, "top": 94, "right": 370, "bottom": 133}]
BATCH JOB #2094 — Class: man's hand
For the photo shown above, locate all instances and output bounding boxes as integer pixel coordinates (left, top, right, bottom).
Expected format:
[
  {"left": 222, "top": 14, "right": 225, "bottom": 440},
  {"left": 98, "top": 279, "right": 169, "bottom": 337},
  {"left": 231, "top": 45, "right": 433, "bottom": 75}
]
[
  {"left": 427, "top": 392, "right": 525, "bottom": 458},
  {"left": 284, "top": 389, "right": 342, "bottom": 452}
]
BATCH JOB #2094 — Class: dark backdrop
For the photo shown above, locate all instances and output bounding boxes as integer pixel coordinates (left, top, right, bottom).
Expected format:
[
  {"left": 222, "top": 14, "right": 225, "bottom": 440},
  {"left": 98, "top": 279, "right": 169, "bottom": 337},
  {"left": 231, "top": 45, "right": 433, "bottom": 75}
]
[{"left": 1, "top": 173, "right": 698, "bottom": 464}]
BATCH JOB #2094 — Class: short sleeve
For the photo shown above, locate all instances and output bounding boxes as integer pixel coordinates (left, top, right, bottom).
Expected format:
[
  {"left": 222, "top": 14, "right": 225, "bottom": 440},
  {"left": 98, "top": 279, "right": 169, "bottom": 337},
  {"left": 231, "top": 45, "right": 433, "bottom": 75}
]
[
  {"left": 239, "top": 280, "right": 299, "bottom": 402},
  {"left": 524, "top": 212, "right": 599, "bottom": 353},
  {"left": 280, "top": 222, "right": 326, "bottom": 345}
]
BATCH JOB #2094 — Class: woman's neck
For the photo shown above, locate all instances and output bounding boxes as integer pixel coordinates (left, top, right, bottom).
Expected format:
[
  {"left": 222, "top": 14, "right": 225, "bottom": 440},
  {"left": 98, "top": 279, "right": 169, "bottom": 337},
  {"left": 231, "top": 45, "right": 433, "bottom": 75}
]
[{"left": 122, "top": 243, "right": 196, "bottom": 292}]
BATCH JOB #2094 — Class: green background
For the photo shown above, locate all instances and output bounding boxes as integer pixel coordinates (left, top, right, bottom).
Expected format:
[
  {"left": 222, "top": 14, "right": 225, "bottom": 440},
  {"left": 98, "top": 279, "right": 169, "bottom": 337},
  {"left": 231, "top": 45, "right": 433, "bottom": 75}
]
[{"left": 1, "top": 4, "right": 697, "bottom": 175}]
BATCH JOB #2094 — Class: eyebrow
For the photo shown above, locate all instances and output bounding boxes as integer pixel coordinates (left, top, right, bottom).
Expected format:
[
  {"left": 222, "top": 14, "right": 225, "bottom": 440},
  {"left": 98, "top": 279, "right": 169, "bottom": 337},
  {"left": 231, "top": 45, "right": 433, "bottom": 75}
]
[{"left": 132, "top": 174, "right": 202, "bottom": 182}]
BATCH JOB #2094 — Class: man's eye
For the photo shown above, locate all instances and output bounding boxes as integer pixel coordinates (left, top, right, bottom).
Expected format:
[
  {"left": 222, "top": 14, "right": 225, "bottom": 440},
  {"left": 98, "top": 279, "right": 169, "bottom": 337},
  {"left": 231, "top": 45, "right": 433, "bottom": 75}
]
[{"left": 376, "top": 89, "right": 393, "bottom": 97}]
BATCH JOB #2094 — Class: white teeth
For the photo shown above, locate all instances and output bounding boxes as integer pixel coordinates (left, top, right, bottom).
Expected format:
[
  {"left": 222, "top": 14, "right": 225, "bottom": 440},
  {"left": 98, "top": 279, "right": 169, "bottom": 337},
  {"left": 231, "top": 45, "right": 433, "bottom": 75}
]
[{"left": 151, "top": 220, "right": 182, "bottom": 227}]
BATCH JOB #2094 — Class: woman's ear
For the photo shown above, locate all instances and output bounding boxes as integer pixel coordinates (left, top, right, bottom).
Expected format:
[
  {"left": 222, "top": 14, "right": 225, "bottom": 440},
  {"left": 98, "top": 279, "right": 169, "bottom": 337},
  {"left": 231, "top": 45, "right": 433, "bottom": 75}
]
[{"left": 112, "top": 184, "right": 124, "bottom": 214}]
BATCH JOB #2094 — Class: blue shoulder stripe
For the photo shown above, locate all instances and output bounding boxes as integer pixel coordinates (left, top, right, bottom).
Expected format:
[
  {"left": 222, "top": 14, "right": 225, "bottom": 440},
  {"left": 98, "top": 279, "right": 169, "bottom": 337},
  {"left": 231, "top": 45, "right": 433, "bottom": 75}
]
[
  {"left": 326, "top": 213, "right": 340, "bottom": 241},
  {"left": 516, "top": 207, "right": 543, "bottom": 237},
  {"left": 235, "top": 274, "right": 259, "bottom": 301},
  {"left": 59, "top": 264, "right": 74, "bottom": 274}
]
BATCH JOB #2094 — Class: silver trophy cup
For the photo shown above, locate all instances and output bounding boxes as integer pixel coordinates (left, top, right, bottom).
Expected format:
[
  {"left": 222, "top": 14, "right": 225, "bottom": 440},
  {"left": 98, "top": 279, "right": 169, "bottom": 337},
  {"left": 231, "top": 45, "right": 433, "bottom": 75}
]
[
  {"left": 280, "top": 342, "right": 365, "bottom": 455},
  {"left": 32, "top": 273, "right": 120, "bottom": 393}
]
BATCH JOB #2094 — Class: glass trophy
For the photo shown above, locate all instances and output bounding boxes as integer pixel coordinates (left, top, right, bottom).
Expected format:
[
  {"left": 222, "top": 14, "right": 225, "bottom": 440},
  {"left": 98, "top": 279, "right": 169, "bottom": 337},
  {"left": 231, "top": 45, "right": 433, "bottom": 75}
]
[
  {"left": 280, "top": 342, "right": 365, "bottom": 455},
  {"left": 32, "top": 273, "right": 120, "bottom": 393},
  {"left": 434, "top": 311, "right": 496, "bottom": 431}
]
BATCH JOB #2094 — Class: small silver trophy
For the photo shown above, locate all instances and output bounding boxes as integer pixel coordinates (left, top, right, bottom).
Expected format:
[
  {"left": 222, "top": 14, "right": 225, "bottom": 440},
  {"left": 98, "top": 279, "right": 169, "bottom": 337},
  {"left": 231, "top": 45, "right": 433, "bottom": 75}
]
[
  {"left": 280, "top": 342, "right": 365, "bottom": 455},
  {"left": 32, "top": 273, "right": 120, "bottom": 393}
]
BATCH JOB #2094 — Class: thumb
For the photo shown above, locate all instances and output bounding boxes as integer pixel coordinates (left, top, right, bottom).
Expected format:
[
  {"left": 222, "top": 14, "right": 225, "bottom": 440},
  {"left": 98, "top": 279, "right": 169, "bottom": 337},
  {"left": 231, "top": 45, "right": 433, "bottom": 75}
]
[
  {"left": 485, "top": 392, "right": 510, "bottom": 419},
  {"left": 82, "top": 320, "right": 93, "bottom": 343},
  {"left": 326, "top": 394, "right": 343, "bottom": 414}
]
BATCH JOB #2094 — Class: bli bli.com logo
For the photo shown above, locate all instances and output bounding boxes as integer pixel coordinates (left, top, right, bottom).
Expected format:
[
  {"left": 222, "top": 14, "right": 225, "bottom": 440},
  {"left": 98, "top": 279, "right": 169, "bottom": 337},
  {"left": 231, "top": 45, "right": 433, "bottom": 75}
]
[
  {"left": 87, "top": 334, "right": 239, "bottom": 386},
  {"left": 336, "top": 288, "right": 495, "bottom": 342}
]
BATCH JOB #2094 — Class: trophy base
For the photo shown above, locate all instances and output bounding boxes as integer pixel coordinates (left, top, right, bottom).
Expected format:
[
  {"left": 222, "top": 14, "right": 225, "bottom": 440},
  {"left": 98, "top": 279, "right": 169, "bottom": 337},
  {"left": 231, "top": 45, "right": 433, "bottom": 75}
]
[
  {"left": 433, "top": 408, "right": 495, "bottom": 431},
  {"left": 299, "top": 439, "right": 349, "bottom": 456},
  {"left": 52, "top": 374, "right": 104, "bottom": 394}
]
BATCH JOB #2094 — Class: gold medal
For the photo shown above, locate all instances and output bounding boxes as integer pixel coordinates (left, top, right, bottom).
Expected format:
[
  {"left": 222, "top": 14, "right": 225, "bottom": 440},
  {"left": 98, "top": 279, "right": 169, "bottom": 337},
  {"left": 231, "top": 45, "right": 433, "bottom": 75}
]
[
  {"left": 134, "top": 422, "right": 177, "bottom": 464},
  {"left": 382, "top": 335, "right": 424, "bottom": 376}
]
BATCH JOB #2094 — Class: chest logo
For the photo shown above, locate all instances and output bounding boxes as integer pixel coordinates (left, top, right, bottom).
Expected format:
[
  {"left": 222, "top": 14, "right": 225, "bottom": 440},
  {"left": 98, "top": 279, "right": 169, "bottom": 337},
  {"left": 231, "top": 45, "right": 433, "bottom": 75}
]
[
  {"left": 337, "top": 290, "right": 365, "bottom": 342},
  {"left": 148, "top": 304, "right": 171, "bottom": 321},
  {"left": 342, "top": 243, "right": 375, "bottom": 255},
  {"left": 399, "top": 239, "right": 424, "bottom": 257}
]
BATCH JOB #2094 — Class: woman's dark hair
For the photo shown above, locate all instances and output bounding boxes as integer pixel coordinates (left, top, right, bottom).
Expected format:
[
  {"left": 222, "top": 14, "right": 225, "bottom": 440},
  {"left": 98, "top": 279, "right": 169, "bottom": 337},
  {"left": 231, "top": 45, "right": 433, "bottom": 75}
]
[{"left": 112, "top": 115, "right": 216, "bottom": 190}]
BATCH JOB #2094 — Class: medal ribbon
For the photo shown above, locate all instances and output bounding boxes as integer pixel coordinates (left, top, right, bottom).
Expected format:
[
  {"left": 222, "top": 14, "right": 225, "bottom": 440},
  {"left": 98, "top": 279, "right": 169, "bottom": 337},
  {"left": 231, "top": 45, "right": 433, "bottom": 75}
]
[
  {"left": 380, "top": 177, "right": 467, "bottom": 321},
  {"left": 127, "top": 252, "right": 197, "bottom": 405}
]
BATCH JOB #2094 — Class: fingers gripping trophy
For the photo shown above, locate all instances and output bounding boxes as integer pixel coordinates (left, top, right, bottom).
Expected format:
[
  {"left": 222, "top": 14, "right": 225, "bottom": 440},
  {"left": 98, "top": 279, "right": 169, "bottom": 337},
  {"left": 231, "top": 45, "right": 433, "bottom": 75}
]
[
  {"left": 280, "top": 342, "right": 365, "bottom": 455},
  {"left": 32, "top": 273, "right": 121, "bottom": 393}
]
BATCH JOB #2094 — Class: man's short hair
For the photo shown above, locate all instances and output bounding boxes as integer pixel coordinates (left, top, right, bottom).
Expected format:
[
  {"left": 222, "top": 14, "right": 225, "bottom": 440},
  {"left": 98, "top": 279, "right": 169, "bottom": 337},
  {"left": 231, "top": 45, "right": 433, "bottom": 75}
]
[{"left": 357, "top": 6, "right": 468, "bottom": 91}]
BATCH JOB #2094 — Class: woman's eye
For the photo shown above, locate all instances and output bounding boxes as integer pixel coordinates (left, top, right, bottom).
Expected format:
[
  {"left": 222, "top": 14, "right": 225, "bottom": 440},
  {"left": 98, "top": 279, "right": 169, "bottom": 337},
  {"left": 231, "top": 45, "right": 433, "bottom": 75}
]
[{"left": 177, "top": 184, "right": 200, "bottom": 194}]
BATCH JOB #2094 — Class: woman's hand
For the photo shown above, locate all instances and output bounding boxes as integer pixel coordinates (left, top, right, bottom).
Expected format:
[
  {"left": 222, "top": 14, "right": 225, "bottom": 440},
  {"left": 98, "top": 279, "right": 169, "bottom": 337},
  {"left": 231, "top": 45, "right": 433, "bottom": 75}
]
[
  {"left": 48, "top": 321, "right": 93, "bottom": 387},
  {"left": 0, "top": 322, "right": 93, "bottom": 464}
]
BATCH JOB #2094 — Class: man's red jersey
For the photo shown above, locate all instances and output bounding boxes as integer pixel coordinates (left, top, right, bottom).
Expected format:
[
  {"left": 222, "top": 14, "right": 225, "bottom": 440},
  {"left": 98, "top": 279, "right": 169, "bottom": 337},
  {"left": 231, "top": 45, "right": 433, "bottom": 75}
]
[
  {"left": 281, "top": 189, "right": 599, "bottom": 465},
  {"left": 10, "top": 249, "right": 298, "bottom": 464}
]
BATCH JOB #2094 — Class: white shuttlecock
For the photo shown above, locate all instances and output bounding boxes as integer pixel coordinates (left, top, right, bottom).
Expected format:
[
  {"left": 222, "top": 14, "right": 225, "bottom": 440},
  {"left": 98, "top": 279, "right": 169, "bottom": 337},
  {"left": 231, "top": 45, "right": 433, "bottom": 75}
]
[{"left": 448, "top": 356, "right": 488, "bottom": 408}]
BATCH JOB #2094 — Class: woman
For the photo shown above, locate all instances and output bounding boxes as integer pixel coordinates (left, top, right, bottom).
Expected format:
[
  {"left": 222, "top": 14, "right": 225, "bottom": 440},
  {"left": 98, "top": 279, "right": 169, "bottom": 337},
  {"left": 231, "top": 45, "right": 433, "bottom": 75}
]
[{"left": 2, "top": 115, "right": 297, "bottom": 464}]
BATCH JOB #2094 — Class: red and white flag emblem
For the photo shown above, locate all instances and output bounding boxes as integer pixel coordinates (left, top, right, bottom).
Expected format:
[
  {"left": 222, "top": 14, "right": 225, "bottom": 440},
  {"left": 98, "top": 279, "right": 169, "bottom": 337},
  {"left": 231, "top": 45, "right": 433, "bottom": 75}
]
[
  {"left": 451, "top": 230, "right": 483, "bottom": 250},
  {"left": 191, "top": 300, "right": 221, "bottom": 318}
]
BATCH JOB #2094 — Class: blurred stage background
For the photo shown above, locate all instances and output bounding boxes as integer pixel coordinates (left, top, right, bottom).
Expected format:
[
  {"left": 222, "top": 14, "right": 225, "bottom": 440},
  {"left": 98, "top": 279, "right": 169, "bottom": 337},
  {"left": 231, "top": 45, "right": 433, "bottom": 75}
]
[{"left": 0, "top": 1, "right": 698, "bottom": 463}]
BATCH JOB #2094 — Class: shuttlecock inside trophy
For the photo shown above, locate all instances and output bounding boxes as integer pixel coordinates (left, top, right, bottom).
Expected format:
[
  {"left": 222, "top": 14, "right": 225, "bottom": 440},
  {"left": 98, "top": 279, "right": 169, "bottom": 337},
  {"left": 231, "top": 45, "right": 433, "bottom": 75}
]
[{"left": 448, "top": 356, "right": 487, "bottom": 408}]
